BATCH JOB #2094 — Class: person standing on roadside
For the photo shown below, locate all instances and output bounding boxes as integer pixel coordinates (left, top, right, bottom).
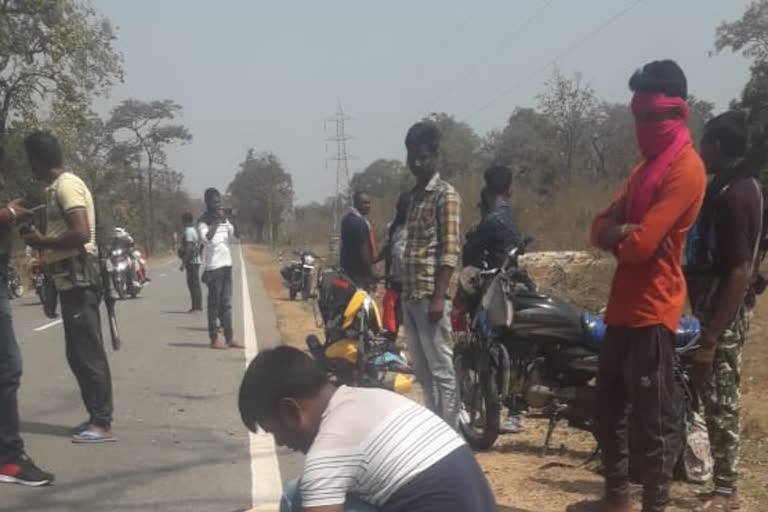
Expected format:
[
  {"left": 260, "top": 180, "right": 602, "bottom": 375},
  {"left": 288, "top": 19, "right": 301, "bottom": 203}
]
[
  {"left": 568, "top": 61, "right": 706, "bottom": 512},
  {"left": 0, "top": 144, "right": 54, "bottom": 485},
  {"left": 180, "top": 212, "right": 202, "bottom": 313},
  {"left": 686, "top": 112, "right": 763, "bottom": 512},
  {"left": 461, "top": 165, "right": 525, "bottom": 435},
  {"left": 340, "top": 189, "right": 376, "bottom": 290},
  {"left": 22, "top": 131, "right": 117, "bottom": 444},
  {"left": 402, "top": 121, "right": 461, "bottom": 428},
  {"left": 198, "top": 188, "right": 242, "bottom": 350},
  {"left": 378, "top": 191, "right": 409, "bottom": 336}
]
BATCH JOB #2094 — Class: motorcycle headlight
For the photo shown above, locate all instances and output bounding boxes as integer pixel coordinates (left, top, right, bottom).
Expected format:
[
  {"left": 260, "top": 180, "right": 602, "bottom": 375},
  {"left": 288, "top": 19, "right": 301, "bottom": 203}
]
[
  {"left": 112, "top": 249, "right": 122, "bottom": 256},
  {"left": 304, "top": 255, "right": 315, "bottom": 265}
]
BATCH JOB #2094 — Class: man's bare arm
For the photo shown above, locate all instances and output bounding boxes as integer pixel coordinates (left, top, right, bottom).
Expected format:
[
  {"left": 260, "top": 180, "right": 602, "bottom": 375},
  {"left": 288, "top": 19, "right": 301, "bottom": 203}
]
[
  {"left": 26, "top": 208, "right": 90, "bottom": 250},
  {"left": 702, "top": 262, "right": 752, "bottom": 347}
]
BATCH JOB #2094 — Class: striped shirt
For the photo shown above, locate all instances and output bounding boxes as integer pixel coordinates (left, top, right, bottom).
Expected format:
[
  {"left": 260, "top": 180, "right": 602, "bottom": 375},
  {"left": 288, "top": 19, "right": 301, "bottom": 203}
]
[
  {"left": 301, "top": 386, "right": 466, "bottom": 508},
  {"left": 403, "top": 173, "right": 461, "bottom": 299}
]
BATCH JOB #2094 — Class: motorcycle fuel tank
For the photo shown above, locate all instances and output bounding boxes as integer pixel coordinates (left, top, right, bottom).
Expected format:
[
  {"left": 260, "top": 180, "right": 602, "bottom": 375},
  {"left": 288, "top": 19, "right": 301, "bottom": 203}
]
[{"left": 510, "top": 288, "right": 584, "bottom": 344}]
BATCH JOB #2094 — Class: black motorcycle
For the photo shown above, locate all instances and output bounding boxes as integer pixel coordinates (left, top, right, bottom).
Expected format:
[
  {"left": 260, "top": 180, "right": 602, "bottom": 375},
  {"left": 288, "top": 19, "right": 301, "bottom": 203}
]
[
  {"left": 453, "top": 238, "right": 701, "bottom": 456},
  {"left": 280, "top": 250, "right": 316, "bottom": 301}
]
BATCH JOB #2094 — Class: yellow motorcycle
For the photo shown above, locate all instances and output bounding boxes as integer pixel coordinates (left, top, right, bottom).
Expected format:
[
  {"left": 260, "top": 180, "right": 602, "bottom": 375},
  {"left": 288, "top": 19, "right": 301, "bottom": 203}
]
[{"left": 308, "top": 267, "right": 413, "bottom": 393}]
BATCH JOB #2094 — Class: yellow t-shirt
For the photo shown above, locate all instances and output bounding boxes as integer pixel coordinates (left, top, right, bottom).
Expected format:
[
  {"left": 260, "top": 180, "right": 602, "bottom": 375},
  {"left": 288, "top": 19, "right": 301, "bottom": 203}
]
[{"left": 44, "top": 172, "right": 97, "bottom": 289}]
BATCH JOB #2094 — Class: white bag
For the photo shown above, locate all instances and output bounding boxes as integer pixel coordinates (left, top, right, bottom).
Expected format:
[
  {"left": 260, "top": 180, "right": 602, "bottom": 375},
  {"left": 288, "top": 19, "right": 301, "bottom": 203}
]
[{"left": 480, "top": 273, "right": 514, "bottom": 329}]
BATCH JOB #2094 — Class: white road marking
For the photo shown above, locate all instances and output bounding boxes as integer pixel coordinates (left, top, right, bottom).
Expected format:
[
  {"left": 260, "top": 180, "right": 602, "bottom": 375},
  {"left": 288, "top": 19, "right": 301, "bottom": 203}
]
[
  {"left": 159, "top": 273, "right": 167, "bottom": 278},
  {"left": 239, "top": 246, "right": 283, "bottom": 509},
  {"left": 33, "top": 319, "right": 62, "bottom": 332}
]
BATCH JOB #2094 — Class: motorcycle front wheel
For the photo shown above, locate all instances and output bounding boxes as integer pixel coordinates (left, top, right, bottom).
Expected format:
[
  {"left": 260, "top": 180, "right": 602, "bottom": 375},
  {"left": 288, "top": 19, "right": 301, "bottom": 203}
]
[
  {"left": 10, "top": 282, "right": 24, "bottom": 299},
  {"left": 113, "top": 274, "right": 126, "bottom": 300},
  {"left": 455, "top": 348, "right": 501, "bottom": 450}
]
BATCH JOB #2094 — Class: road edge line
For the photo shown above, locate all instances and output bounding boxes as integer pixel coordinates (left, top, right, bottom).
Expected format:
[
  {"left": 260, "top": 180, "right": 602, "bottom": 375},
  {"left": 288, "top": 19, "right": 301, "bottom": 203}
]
[{"left": 239, "top": 245, "right": 283, "bottom": 509}]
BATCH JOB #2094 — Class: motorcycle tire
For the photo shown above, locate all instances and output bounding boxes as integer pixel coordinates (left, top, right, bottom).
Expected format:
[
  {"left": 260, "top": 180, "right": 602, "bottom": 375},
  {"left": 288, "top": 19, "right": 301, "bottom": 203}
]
[
  {"left": 113, "top": 275, "right": 126, "bottom": 300},
  {"left": 128, "top": 280, "right": 139, "bottom": 299},
  {"left": 455, "top": 350, "right": 501, "bottom": 450},
  {"left": 10, "top": 283, "right": 24, "bottom": 299},
  {"left": 289, "top": 287, "right": 298, "bottom": 301}
]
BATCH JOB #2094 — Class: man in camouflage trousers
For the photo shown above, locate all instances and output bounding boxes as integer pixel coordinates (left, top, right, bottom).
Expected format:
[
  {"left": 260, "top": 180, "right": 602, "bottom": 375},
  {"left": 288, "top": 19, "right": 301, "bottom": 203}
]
[{"left": 686, "top": 112, "right": 763, "bottom": 512}]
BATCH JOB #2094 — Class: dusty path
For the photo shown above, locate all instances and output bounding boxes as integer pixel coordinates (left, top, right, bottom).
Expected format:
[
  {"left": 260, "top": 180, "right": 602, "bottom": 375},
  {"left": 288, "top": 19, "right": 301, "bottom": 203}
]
[{"left": 246, "top": 245, "right": 768, "bottom": 512}]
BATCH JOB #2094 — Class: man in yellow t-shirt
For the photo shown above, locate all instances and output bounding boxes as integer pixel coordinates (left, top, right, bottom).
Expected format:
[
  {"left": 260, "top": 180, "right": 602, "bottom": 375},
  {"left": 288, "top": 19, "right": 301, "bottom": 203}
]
[{"left": 22, "top": 131, "right": 115, "bottom": 444}]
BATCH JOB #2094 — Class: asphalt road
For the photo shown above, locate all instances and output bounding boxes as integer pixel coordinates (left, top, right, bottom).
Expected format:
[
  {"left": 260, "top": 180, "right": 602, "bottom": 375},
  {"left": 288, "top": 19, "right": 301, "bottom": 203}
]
[{"left": 3, "top": 245, "right": 301, "bottom": 512}]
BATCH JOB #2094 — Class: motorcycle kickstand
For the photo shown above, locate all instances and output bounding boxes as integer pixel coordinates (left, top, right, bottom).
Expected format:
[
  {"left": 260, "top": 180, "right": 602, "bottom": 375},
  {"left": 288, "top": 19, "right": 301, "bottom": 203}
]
[{"left": 542, "top": 412, "right": 559, "bottom": 457}]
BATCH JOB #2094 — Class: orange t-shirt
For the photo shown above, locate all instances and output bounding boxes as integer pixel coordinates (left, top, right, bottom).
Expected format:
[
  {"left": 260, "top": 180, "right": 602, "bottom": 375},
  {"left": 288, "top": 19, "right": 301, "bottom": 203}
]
[{"left": 591, "top": 143, "right": 706, "bottom": 332}]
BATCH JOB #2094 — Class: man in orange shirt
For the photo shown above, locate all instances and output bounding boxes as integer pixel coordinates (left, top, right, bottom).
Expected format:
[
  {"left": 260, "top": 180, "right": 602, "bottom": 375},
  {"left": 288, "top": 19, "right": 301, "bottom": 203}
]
[{"left": 568, "top": 60, "right": 706, "bottom": 512}]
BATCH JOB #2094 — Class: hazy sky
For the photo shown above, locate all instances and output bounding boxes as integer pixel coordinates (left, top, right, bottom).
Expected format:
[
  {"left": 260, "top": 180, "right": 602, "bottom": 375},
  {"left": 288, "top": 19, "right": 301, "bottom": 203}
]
[{"left": 95, "top": 0, "right": 752, "bottom": 204}]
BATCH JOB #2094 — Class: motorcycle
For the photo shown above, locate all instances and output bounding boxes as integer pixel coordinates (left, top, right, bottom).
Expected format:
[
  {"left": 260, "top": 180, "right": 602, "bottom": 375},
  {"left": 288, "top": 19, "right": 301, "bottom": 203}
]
[
  {"left": 306, "top": 267, "right": 413, "bottom": 393},
  {"left": 31, "top": 259, "right": 58, "bottom": 318},
  {"left": 452, "top": 238, "right": 701, "bottom": 458},
  {"left": 106, "top": 247, "right": 143, "bottom": 299},
  {"left": 280, "top": 250, "right": 316, "bottom": 301},
  {"left": 5, "top": 265, "right": 24, "bottom": 299}
]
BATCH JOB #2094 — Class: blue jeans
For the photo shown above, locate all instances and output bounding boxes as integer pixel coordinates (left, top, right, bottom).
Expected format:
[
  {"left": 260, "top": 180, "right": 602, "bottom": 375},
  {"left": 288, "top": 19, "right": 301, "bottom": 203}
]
[
  {"left": 205, "top": 266, "right": 233, "bottom": 343},
  {"left": 403, "top": 298, "right": 458, "bottom": 429},
  {"left": 0, "top": 277, "right": 23, "bottom": 462},
  {"left": 280, "top": 479, "right": 378, "bottom": 512}
]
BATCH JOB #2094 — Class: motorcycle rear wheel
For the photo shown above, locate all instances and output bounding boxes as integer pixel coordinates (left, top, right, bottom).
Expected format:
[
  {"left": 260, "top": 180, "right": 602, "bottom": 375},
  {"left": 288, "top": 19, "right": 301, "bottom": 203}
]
[{"left": 455, "top": 349, "right": 501, "bottom": 450}]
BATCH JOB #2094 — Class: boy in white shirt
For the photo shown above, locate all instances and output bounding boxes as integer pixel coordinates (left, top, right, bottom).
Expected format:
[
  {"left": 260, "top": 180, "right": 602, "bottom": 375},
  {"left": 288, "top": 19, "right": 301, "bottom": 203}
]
[{"left": 198, "top": 188, "right": 241, "bottom": 349}]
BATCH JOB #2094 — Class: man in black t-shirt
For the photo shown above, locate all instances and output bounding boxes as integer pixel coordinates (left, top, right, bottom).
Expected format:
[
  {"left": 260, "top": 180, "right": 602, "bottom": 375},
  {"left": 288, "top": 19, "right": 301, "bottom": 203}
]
[
  {"left": 686, "top": 112, "right": 763, "bottom": 512},
  {"left": 340, "top": 190, "right": 376, "bottom": 289}
]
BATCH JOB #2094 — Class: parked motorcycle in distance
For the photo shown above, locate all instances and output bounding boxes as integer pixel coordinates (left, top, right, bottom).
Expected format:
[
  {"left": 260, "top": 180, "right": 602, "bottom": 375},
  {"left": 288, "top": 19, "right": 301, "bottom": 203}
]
[
  {"left": 307, "top": 267, "right": 413, "bottom": 393},
  {"left": 280, "top": 250, "right": 316, "bottom": 300},
  {"left": 31, "top": 258, "right": 58, "bottom": 318},
  {"left": 452, "top": 238, "right": 701, "bottom": 460},
  {"left": 6, "top": 265, "right": 24, "bottom": 299}
]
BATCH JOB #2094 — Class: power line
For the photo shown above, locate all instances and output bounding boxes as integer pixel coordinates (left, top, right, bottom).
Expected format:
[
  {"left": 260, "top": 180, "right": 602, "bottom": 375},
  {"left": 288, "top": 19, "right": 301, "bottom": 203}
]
[
  {"left": 422, "top": 0, "right": 557, "bottom": 115},
  {"left": 462, "top": 0, "right": 645, "bottom": 122}
]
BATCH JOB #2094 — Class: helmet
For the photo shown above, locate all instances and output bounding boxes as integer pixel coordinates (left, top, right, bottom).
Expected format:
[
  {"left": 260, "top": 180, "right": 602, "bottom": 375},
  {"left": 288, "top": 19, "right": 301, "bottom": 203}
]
[{"left": 113, "top": 227, "right": 126, "bottom": 238}]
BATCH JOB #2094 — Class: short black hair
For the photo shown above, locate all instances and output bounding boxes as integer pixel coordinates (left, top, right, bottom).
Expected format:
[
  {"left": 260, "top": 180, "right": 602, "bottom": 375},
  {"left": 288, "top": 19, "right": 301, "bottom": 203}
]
[
  {"left": 182, "top": 211, "right": 193, "bottom": 224},
  {"left": 353, "top": 189, "right": 369, "bottom": 203},
  {"left": 238, "top": 346, "right": 329, "bottom": 431},
  {"left": 629, "top": 60, "right": 688, "bottom": 100},
  {"left": 704, "top": 111, "right": 749, "bottom": 158},
  {"left": 24, "top": 131, "right": 63, "bottom": 169},
  {"left": 204, "top": 187, "right": 220, "bottom": 203},
  {"left": 405, "top": 122, "right": 440, "bottom": 155},
  {"left": 483, "top": 165, "right": 512, "bottom": 195}
]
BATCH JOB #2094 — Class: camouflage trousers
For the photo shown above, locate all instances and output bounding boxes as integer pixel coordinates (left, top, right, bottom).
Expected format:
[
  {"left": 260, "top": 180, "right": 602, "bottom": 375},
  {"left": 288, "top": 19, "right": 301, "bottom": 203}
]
[{"left": 695, "top": 307, "right": 751, "bottom": 493}]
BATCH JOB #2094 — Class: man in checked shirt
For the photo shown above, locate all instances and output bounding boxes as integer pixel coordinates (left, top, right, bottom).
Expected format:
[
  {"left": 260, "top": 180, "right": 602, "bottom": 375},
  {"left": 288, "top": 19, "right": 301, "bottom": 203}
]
[{"left": 402, "top": 122, "right": 461, "bottom": 429}]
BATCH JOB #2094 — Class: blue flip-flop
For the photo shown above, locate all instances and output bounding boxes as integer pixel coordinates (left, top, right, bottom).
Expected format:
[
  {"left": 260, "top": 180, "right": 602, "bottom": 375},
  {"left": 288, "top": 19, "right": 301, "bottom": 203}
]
[
  {"left": 72, "top": 422, "right": 89, "bottom": 435},
  {"left": 71, "top": 430, "right": 117, "bottom": 443}
]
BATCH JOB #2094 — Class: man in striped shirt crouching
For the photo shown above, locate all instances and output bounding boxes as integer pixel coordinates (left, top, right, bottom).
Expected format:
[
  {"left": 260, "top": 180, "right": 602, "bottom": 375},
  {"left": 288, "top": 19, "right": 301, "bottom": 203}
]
[{"left": 238, "top": 346, "right": 496, "bottom": 512}]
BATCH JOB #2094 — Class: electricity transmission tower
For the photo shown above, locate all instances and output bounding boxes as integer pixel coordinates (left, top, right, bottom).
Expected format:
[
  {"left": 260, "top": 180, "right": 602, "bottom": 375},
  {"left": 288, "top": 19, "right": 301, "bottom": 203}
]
[{"left": 324, "top": 102, "right": 353, "bottom": 260}]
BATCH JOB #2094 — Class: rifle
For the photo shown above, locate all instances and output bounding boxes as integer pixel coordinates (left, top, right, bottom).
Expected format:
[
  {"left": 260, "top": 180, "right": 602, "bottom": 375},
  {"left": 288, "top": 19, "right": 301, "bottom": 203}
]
[{"left": 96, "top": 237, "right": 120, "bottom": 351}]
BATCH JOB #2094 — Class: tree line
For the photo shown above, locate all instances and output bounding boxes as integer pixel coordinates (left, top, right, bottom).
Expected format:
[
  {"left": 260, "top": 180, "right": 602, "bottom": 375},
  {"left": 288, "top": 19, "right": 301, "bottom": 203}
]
[
  {"left": 269, "top": 2, "right": 768, "bottom": 251},
  {"left": 0, "top": 0, "right": 194, "bottom": 254}
]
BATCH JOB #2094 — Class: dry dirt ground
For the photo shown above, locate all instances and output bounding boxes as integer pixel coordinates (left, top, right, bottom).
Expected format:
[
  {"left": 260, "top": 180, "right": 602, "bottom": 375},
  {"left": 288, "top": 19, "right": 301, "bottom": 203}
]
[{"left": 244, "top": 245, "right": 768, "bottom": 512}]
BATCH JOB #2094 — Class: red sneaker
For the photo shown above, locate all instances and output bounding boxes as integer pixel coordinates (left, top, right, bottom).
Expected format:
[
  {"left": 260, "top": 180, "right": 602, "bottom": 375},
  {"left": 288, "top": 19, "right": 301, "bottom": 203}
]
[{"left": 0, "top": 453, "right": 54, "bottom": 487}]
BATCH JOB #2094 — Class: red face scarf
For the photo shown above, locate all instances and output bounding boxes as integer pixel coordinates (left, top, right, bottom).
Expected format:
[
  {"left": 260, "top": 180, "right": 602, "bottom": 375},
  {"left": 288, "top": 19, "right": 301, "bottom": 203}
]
[{"left": 626, "top": 92, "right": 691, "bottom": 223}]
